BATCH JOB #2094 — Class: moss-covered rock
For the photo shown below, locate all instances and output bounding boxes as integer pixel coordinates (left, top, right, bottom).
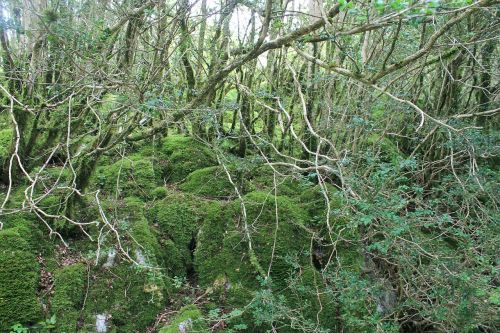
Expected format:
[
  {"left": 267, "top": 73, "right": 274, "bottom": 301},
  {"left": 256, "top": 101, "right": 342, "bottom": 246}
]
[
  {"left": 179, "top": 166, "right": 236, "bottom": 198},
  {"left": 0, "top": 183, "right": 27, "bottom": 211},
  {"left": 152, "top": 186, "right": 168, "bottom": 199},
  {"left": 148, "top": 191, "right": 209, "bottom": 278},
  {"left": 159, "top": 304, "right": 207, "bottom": 333},
  {"left": 96, "top": 196, "right": 164, "bottom": 267},
  {"left": 94, "top": 154, "right": 159, "bottom": 198},
  {"left": 250, "top": 166, "right": 313, "bottom": 197},
  {"left": 159, "top": 136, "right": 217, "bottom": 183},
  {"left": 67, "top": 196, "right": 167, "bottom": 332},
  {"left": 194, "top": 191, "right": 349, "bottom": 331},
  {"left": 239, "top": 191, "right": 310, "bottom": 284},
  {"left": 80, "top": 261, "right": 166, "bottom": 332},
  {"left": 195, "top": 202, "right": 252, "bottom": 289},
  {"left": 37, "top": 189, "right": 66, "bottom": 216},
  {"left": 129, "top": 216, "right": 163, "bottom": 266},
  {"left": 298, "top": 184, "right": 343, "bottom": 222},
  {"left": 196, "top": 191, "right": 310, "bottom": 290},
  {"left": 51, "top": 263, "right": 86, "bottom": 332},
  {"left": 0, "top": 227, "right": 41, "bottom": 331}
]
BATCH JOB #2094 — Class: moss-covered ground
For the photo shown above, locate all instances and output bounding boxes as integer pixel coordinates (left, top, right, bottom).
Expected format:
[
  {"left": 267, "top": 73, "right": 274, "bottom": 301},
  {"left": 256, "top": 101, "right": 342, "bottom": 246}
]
[{"left": 0, "top": 134, "right": 418, "bottom": 333}]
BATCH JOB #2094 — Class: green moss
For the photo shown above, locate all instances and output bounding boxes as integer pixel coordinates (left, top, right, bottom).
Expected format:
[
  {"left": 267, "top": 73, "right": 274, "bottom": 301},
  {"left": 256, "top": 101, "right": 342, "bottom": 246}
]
[
  {"left": 160, "top": 136, "right": 216, "bottom": 182},
  {"left": 0, "top": 185, "right": 28, "bottom": 211},
  {"left": 195, "top": 202, "right": 258, "bottom": 289},
  {"left": 161, "top": 239, "right": 186, "bottom": 280},
  {"left": 195, "top": 192, "right": 335, "bottom": 329},
  {"left": 239, "top": 192, "right": 310, "bottom": 284},
  {"left": 179, "top": 166, "right": 236, "bottom": 198},
  {"left": 94, "top": 154, "right": 159, "bottom": 198},
  {"left": 298, "top": 184, "right": 343, "bottom": 221},
  {"left": 35, "top": 189, "right": 98, "bottom": 233},
  {"left": 41, "top": 166, "right": 73, "bottom": 186},
  {"left": 95, "top": 196, "right": 164, "bottom": 267},
  {"left": 161, "top": 136, "right": 202, "bottom": 156},
  {"left": 120, "top": 196, "right": 145, "bottom": 220},
  {"left": 159, "top": 305, "right": 207, "bottom": 333},
  {"left": 148, "top": 192, "right": 208, "bottom": 277},
  {"left": 129, "top": 216, "right": 163, "bottom": 266},
  {"left": 80, "top": 262, "right": 166, "bottom": 332},
  {"left": 0, "top": 228, "right": 41, "bottom": 331},
  {"left": 0, "top": 128, "right": 12, "bottom": 167},
  {"left": 38, "top": 191, "right": 65, "bottom": 216},
  {"left": 51, "top": 263, "right": 86, "bottom": 332},
  {"left": 67, "top": 195, "right": 168, "bottom": 331},
  {"left": 194, "top": 202, "right": 232, "bottom": 286},
  {"left": 250, "top": 166, "right": 312, "bottom": 197},
  {"left": 0, "top": 217, "right": 54, "bottom": 259},
  {"left": 196, "top": 191, "right": 310, "bottom": 290},
  {"left": 152, "top": 186, "right": 168, "bottom": 199}
]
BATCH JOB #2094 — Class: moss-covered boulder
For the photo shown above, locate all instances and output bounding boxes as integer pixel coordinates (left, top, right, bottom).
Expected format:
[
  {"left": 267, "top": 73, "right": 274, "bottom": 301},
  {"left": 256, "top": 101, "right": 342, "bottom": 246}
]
[
  {"left": 194, "top": 191, "right": 362, "bottom": 331},
  {"left": 195, "top": 201, "right": 250, "bottom": 288},
  {"left": 152, "top": 186, "right": 169, "bottom": 199},
  {"left": 298, "top": 184, "right": 343, "bottom": 222},
  {"left": 79, "top": 261, "right": 166, "bottom": 332},
  {"left": 65, "top": 196, "right": 168, "bottom": 332},
  {"left": 179, "top": 166, "right": 237, "bottom": 198},
  {"left": 250, "top": 166, "right": 312, "bottom": 197},
  {"left": 0, "top": 227, "right": 41, "bottom": 330},
  {"left": 196, "top": 191, "right": 310, "bottom": 290},
  {"left": 159, "top": 304, "right": 207, "bottom": 333},
  {"left": 94, "top": 154, "right": 159, "bottom": 198},
  {"left": 51, "top": 263, "right": 86, "bottom": 332},
  {"left": 159, "top": 136, "right": 217, "bottom": 182},
  {"left": 148, "top": 191, "right": 209, "bottom": 278}
]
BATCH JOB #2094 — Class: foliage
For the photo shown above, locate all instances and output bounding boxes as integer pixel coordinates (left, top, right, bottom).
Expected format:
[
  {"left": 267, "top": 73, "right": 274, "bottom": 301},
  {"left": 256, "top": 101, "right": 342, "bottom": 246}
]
[{"left": 0, "top": 0, "right": 498, "bottom": 331}]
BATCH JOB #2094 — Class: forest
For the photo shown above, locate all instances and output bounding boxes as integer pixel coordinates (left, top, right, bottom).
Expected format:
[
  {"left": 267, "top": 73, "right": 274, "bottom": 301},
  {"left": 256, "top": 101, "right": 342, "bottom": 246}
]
[{"left": 0, "top": 0, "right": 498, "bottom": 332}]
